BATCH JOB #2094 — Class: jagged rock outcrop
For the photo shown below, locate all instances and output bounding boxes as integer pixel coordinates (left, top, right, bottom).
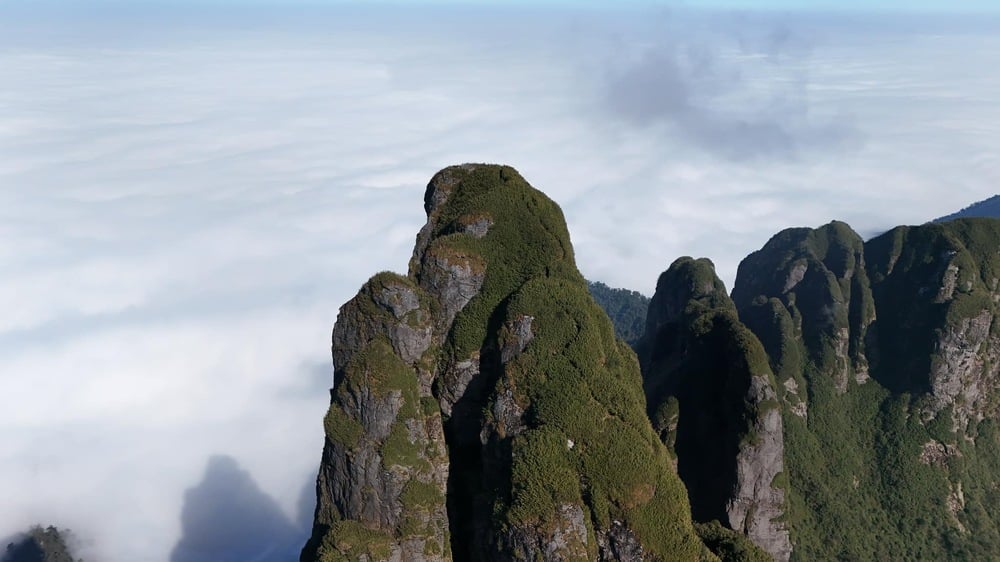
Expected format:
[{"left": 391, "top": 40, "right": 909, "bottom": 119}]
[
  {"left": 304, "top": 165, "right": 709, "bottom": 562},
  {"left": 302, "top": 273, "right": 450, "bottom": 561},
  {"left": 865, "top": 219, "right": 1000, "bottom": 431},
  {"left": 636, "top": 257, "right": 789, "bottom": 562},
  {"left": 732, "top": 221, "right": 875, "bottom": 398},
  {"left": 729, "top": 217, "right": 1000, "bottom": 561}
]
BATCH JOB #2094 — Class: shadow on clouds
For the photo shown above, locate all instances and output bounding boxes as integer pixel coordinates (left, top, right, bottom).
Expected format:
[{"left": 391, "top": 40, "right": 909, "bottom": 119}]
[{"left": 170, "top": 455, "right": 314, "bottom": 562}]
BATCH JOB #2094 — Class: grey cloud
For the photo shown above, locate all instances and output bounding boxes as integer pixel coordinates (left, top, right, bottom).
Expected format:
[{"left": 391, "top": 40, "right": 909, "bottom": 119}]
[{"left": 603, "top": 19, "right": 859, "bottom": 160}]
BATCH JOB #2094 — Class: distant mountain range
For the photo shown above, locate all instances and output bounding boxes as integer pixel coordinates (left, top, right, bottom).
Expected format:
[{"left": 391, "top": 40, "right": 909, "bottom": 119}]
[{"left": 936, "top": 194, "right": 1000, "bottom": 222}]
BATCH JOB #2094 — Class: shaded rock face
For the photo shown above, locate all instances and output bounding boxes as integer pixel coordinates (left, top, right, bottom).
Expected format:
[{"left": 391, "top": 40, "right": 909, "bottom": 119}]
[
  {"left": 865, "top": 220, "right": 1000, "bottom": 431},
  {"left": 725, "top": 376, "right": 788, "bottom": 562},
  {"left": 736, "top": 218, "right": 1000, "bottom": 431},
  {"left": 732, "top": 221, "right": 875, "bottom": 397},
  {"left": 636, "top": 257, "right": 789, "bottom": 562},
  {"left": 304, "top": 165, "right": 707, "bottom": 562},
  {"left": 596, "top": 521, "right": 644, "bottom": 562}
]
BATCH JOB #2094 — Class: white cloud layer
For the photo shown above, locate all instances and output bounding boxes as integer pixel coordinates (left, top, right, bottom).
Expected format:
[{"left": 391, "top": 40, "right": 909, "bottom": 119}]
[{"left": 0, "top": 6, "right": 998, "bottom": 561}]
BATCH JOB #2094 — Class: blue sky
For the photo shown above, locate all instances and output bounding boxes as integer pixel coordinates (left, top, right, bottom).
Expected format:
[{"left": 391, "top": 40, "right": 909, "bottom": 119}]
[{"left": 5, "top": 0, "right": 1000, "bottom": 11}]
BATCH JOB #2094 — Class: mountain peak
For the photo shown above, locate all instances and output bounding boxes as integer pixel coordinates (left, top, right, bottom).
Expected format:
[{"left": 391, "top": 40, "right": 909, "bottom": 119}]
[{"left": 303, "top": 164, "right": 706, "bottom": 561}]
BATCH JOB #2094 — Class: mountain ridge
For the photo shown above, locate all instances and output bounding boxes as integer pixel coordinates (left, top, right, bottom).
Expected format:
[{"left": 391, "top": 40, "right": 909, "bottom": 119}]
[
  {"left": 303, "top": 164, "right": 1000, "bottom": 561},
  {"left": 935, "top": 194, "right": 1000, "bottom": 222}
]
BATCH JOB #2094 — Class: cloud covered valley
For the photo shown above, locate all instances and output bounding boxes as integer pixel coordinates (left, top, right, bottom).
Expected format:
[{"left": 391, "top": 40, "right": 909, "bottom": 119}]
[{"left": 1, "top": 4, "right": 998, "bottom": 561}]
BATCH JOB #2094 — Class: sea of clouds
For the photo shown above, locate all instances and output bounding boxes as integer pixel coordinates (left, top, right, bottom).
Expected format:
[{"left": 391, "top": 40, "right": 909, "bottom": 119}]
[{"left": 1, "top": 3, "right": 998, "bottom": 561}]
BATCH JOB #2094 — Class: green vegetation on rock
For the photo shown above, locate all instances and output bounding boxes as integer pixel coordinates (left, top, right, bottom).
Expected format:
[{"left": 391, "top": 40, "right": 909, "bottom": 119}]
[
  {"left": 307, "top": 164, "right": 709, "bottom": 562},
  {"left": 303, "top": 162, "right": 1000, "bottom": 562},
  {"left": 637, "top": 257, "right": 791, "bottom": 562},
  {"left": 695, "top": 521, "right": 773, "bottom": 562},
  {"left": 731, "top": 217, "right": 1000, "bottom": 561},
  {"left": 587, "top": 280, "right": 650, "bottom": 347},
  {"left": 418, "top": 165, "right": 582, "bottom": 360},
  {"left": 302, "top": 268, "right": 448, "bottom": 562},
  {"left": 315, "top": 520, "right": 392, "bottom": 562},
  {"left": 495, "top": 276, "right": 701, "bottom": 558}
]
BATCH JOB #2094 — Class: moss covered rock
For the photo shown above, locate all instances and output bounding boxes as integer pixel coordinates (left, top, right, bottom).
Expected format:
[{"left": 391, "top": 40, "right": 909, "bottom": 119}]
[
  {"left": 730, "top": 217, "right": 1000, "bottom": 561},
  {"left": 304, "top": 165, "right": 708, "bottom": 562},
  {"left": 637, "top": 257, "right": 790, "bottom": 562}
]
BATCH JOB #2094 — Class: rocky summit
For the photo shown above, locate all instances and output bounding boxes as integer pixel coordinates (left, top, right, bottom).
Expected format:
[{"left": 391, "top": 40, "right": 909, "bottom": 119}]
[
  {"left": 302, "top": 165, "right": 709, "bottom": 562},
  {"left": 636, "top": 258, "right": 788, "bottom": 562},
  {"left": 302, "top": 164, "right": 1000, "bottom": 562}
]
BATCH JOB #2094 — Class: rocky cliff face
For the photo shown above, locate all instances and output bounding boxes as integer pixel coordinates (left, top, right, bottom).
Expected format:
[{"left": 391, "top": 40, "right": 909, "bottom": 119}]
[
  {"left": 301, "top": 272, "right": 450, "bottom": 562},
  {"left": 636, "top": 257, "right": 789, "bottom": 562},
  {"left": 865, "top": 219, "right": 1000, "bottom": 431},
  {"left": 303, "top": 165, "right": 709, "bottom": 562},
  {"left": 732, "top": 221, "right": 875, "bottom": 399},
  {"left": 727, "top": 218, "right": 1000, "bottom": 561}
]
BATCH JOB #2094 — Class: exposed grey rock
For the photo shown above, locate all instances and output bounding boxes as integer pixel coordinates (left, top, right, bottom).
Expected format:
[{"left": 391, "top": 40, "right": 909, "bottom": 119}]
[
  {"left": 936, "top": 264, "right": 961, "bottom": 303},
  {"left": 331, "top": 280, "right": 433, "bottom": 369},
  {"left": 499, "top": 503, "right": 590, "bottom": 562},
  {"left": 947, "top": 481, "right": 966, "bottom": 521},
  {"left": 597, "top": 521, "right": 644, "bottom": 562},
  {"left": 926, "top": 309, "right": 998, "bottom": 431},
  {"left": 437, "top": 354, "right": 479, "bottom": 419},
  {"left": 726, "top": 376, "right": 791, "bottom": 562},
  {"left": 500, "top": 314, "right": 534, "bottom": 365},
  {"left": 417, "top": 249, "right": 485, "bottom": 330},
  {"left": 303, "top": 272, "right": 449, "bottom": 562},
  {"left": 782, "top": 377, "right": 807, "bottom": 419},
  {"left": 480, "top": 380, "right": 526, "bottom": 441},
  {"left": 782, "top": 261, "right": 807, "bottom": 293},
  {"left": 919, "top": 440, "right": 961, "bottom": 467},
  {"left": 459, "top": 215, "right": 493, "bottom": 238}
]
